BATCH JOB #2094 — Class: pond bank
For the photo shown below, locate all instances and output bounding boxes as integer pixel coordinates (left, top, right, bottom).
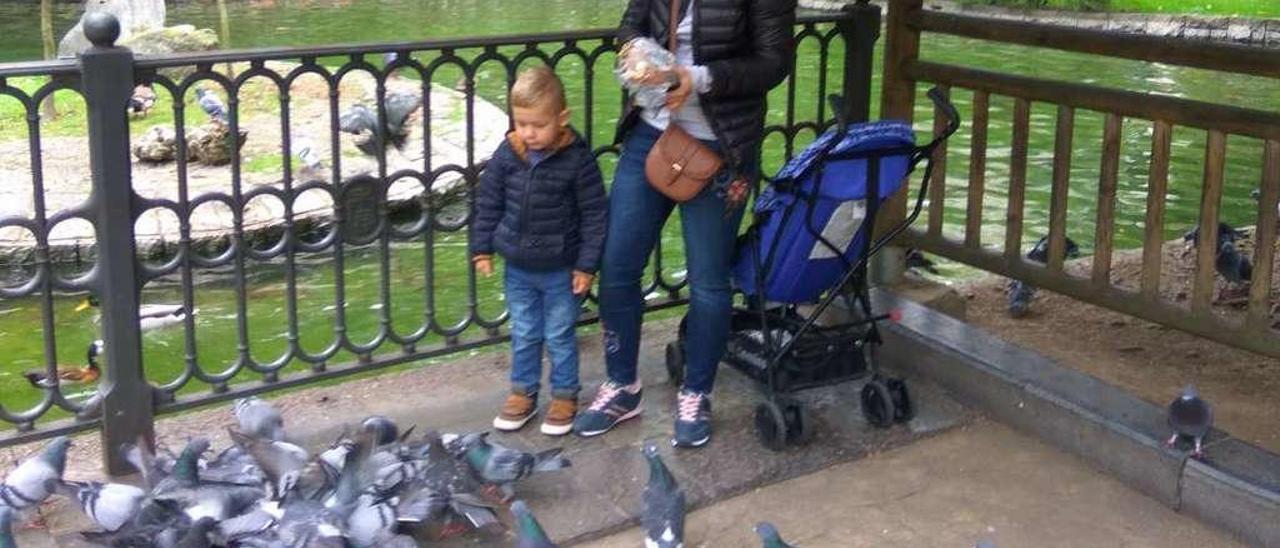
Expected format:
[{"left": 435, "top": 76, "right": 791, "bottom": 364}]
[{"left": 800, "top": 0, "right": 1280, "bottom": 48}]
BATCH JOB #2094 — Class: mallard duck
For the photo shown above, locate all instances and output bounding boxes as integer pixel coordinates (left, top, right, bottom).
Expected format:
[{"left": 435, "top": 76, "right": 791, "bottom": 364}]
[
  {"left": 24, "top": 340, "right": 103, "bottom": 388},
  {"left": 75, "top": 295, "right": 195, "bottom": 331}
]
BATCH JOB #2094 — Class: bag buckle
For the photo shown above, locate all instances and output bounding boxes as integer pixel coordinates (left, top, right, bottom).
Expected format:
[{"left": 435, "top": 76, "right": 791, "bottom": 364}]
[{"left": 671, "top": 162, "right": 684, "bottom": 172}]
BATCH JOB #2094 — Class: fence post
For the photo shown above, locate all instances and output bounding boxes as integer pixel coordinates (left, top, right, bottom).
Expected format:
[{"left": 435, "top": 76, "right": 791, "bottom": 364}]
[
  {"left": 837, "top": 0, "right": 880, "bottom": 125},
  {"left": 870, "top": 0, "right": 923, "bottom": 286},
  {"left": 79, "top": 12, "right": 153, "bottom": 476}
]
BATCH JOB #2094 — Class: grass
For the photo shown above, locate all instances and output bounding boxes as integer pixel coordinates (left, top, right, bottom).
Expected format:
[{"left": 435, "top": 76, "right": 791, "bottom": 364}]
[{"left": 960, "top": 0, "right": 1280, "bottom": 16}]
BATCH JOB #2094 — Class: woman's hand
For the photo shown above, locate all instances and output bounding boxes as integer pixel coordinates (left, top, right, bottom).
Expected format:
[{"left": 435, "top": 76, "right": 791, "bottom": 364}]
[{"left": 664, "top": 66, "right": 693, "bottom": 112}]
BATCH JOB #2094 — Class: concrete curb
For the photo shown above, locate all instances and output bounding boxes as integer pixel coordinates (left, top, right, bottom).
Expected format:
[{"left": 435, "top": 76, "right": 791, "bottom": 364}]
[{"left": 873, "top": 289, "right": 1280, "bottom": 547}]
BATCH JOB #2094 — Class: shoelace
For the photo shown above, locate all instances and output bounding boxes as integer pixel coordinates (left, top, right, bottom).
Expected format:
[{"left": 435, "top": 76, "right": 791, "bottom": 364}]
[
  {"left": 589, "top": 382, "right": 623, "bottom": 412},
  {"left": 677, "top": 392, "right": 703, "bottom": 422}
]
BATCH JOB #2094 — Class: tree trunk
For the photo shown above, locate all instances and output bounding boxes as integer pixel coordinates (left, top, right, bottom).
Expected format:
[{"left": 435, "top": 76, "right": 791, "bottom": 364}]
[
  {"left": 217, "top": 0, "right": 232, "bottom": 75},
  {"left": 40, "top": 0, "right": 57, "bottom": 119}
]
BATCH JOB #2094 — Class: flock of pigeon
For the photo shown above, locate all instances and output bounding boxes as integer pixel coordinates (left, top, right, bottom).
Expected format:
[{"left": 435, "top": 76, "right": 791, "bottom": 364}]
[{"left": 0, "top": 397, "right": 798, "bottom": 547}]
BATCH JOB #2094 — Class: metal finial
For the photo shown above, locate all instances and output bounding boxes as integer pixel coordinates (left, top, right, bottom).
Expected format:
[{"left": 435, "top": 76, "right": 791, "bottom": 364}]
[{"left": 83, "top": 12, "right": 121, "bottom": 48}]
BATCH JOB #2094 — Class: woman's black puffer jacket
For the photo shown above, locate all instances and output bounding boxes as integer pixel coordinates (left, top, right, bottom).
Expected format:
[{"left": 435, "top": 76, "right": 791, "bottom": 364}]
[{"left": 616, "top": 0, "right": 797, "bottom": 171}]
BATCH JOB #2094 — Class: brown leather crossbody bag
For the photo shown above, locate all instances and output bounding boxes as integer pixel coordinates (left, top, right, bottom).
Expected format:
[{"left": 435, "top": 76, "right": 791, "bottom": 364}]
[{"left": 643, "top": 0, "right": 723, "bottom": 202}]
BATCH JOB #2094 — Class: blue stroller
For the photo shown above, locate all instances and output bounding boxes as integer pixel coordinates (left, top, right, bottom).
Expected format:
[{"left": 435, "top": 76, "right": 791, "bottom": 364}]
[{"left": 665, "top": 88, "right": 960, "bottom": 450}]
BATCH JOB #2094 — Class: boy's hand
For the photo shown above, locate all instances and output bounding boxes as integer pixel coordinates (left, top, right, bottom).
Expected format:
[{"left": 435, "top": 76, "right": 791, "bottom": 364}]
[
  {"left": 473, "top": 255, "right": 493, "bottom": 277},
  {"left": 572, "top": 271, "right": 594, "bottom": 296}
]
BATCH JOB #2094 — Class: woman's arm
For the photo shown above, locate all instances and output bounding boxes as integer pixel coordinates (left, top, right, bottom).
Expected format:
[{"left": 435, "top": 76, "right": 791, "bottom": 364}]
[
  {"left": 705, "top": 0, "right": 797, "bottom": 98},
  {"left": 618, "top": 0, "right": 653, "bottom": 44}
]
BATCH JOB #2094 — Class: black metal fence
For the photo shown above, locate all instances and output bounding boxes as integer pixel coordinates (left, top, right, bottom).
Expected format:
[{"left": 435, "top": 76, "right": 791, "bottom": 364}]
[{"left": 0, "top": 5, "right": 879, "bottom": 473}]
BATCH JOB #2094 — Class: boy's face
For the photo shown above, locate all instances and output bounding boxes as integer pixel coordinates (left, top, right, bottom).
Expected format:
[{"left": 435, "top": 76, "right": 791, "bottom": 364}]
[{"left": 513, "top": 103, "right": 569, "bottom": 151}]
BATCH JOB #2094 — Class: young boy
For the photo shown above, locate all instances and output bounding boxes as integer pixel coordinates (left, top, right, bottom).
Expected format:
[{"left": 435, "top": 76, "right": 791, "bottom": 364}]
[{"left": 469, "top": 66, "right": 608, "bottom": 436}]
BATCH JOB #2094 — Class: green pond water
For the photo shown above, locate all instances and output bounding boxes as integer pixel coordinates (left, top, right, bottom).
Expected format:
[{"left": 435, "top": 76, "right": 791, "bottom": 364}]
[{"left": 0, "top": 0, "right": 1275, "bottom": 424}]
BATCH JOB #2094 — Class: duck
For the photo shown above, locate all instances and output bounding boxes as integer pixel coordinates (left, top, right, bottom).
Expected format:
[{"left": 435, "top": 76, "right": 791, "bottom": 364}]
[
  {"left": 24, "top": 340, "right": 104, "bottom": 388},
  {"left": 75, "top": 295, "right": 195, "bottom": 331}
]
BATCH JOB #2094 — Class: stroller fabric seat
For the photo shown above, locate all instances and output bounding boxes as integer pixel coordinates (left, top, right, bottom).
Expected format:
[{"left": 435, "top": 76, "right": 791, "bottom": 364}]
[{"left": 734, "top": 120, "right": 916, "bottom": 303}]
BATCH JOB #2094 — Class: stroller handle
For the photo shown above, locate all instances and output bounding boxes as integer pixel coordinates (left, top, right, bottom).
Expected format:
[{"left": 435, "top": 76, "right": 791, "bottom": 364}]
[{"left": 920, "top": 87, "right": 961, "bottom": 153}]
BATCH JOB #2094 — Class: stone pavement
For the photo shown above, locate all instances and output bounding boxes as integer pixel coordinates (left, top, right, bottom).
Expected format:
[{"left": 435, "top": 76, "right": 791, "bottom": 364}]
[
  {"left": 586, "top": 419, "right": 1243, "bottom": 547},
  {"left": 12, "top": 316, "right": 971, "bottom": 546}
]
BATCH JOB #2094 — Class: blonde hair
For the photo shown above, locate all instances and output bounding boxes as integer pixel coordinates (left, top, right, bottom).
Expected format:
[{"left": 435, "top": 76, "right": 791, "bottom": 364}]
[{"left": 510, "top": 66, "right": 567, "bottom": 112}]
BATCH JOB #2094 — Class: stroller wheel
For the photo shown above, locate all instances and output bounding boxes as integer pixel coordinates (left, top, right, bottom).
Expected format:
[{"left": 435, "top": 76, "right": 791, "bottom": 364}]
[
  {"left": 664, "top": 341, "right": 685, "bottom": 386},
  {"left": 754, "top": 401, "right": 788, "bottom": 452},
  {"left": 784, "top": 401, "right": 812, "bottom": 445},
  {"left": 860, "top": 380, "right": 895, "bottom": 428},
  {"left": 886, "top": 377, "right": 914, "bottom": 423}
]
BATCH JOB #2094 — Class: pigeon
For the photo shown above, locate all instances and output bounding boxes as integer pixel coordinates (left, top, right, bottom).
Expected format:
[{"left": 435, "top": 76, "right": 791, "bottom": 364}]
[
  {"left": 904, "top": 248, "right": 939, "bottom": 275},
  {"left": 1182, "top": 222, "right": 1248, "bottom": 252},
  {"left": 338, "top": 92, "right": 421, "bottom": 156},
  {"left": 0, "top": 436, "right": 70, "bottom": 510},
  {"left": 1166, "top": 384, "right": 1213, "bottom": 458},
  {"left": 512, "top": 500, "right": 557, "bottom": 548},
  {"left": 361, "top": 415, "right": 402, "bottom": 447},
  {"left": 754, "top": 521, "right": 794, "bottom": 548},
  {"left": 234, "top": 396, "right": 286, "bottom": 442},
  {"left": 1008, "top": 235, "right": 1080, "bottom": 318},
  {"left": 58, "top": 480, "right": 147, "bottom": 532},
  {"left": 1216, "top": 239, "right": 1253, "bottom": 285},
  {"left": 641, "top": 444, "right": 685, "bottom": 548},
  {"left": 172, "top": 516, "right": 217, "bottom": 548},
  {"left": 0, "top": 507, "right": 14, "bottom": 548},
  {"left": 1251, "top": 188, "right": 1280, "bottom": 220},
  {"left": 129, "top": 84, "right": 157, "bottom": 118},
  {"left": 151, "top": 438, "right": 212, "bottom": 495},
  {"left": 293, "top": 137, "right": 324, "bottom": 173},
  {"left": 393, "top": 431, "right": 500, "bottom": 533},
  {"left": 228, "top": 427, "right": 310, "bottom": 493},
  {"left": 451, "top": 431, "right": 571, "bottom": 500},
  {"left": 79, "top": 497, "right": 190, "bottom": 547},
  {"left": 194, "top": 87, "right": 228, "bottom": 123}
]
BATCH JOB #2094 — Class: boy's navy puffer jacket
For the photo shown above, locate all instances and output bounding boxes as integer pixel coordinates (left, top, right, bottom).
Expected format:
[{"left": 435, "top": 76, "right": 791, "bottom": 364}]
[{"left": 469, "top": 128, "right": 608, "bottom": 273}]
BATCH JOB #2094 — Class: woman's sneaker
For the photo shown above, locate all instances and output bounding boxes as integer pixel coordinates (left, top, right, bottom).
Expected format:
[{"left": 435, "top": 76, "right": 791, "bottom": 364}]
[
  {"left": 573, "top": 381, "right": 642, "bottom": 437},
  {"left": 493, "top": 392, "right": 537, "bottom": 431},
  {"left": 672, "top": 389, "right": 712, "bottom": 448},
  {"left": 541, "top": 397, "right": 577, "bottom": 436}
]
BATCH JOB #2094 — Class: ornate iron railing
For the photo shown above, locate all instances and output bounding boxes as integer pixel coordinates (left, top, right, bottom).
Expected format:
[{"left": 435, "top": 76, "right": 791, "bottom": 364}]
[{"left": 0, "top": 5, "right": 880, "bottom": 473}]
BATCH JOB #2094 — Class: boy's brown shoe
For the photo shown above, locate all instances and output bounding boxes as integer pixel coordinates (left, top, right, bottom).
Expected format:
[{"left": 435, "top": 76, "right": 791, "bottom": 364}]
[
  {"left": 493, "top": 392, "right": 537, "bottom": 431},
  {"left": 540, "top": 397, "right": 577, "bottom": 436}
]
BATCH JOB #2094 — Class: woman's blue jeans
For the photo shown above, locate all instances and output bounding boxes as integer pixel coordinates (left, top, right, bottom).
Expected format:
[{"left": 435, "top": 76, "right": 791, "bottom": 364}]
[{"left": 599, "top": 121, "right": 750, "bottom": 394}]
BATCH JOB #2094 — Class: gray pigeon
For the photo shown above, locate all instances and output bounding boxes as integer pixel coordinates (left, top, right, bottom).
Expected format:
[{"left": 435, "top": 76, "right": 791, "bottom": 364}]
[
  {"left": 0, "top": 506, "right": 15, "bottom": 548},
  {"left": 338, "top": 92, "right": 421, "bottom": 156},
  {"left": 1008, "top": 235, "right": 1080, "bottom": 318},
  {"left": 194, "top": 87, "right": 227, "bottom": 123},
  {"left": 361, "top": 415, "right": 406, "bottom": 447},
  {"left": 235, "top": 397, "right": 286, "bottom": 442},
  {"left": 0, "top": 436, "right": 70, "bottom": 510},
  {"left": 58, "top": 480, "right": 147, "bottom": 532},
  {"left": 229, "top": 427, "right": 310, "bottom": 494},
  {"left": 453, "top": 431, "right": 571, "bottom": 500},
  {"left": 642, "top": 444, "right": 685, "bottom": 548},
  {"left": 1167, "top": 384, "right": 1213, "bottom": 458},
  {"left": 512, "top": 500, "right": 557, "bottom": 548},
  {"left": 152, "top": 438, "right": 212, "bottom": 495},
  {"left": 397, "top": 431, "right": 500, "bottom": 534},
  {"left": 754, "top": 522, "right": 794, "bottom": 548},
  {"left": 172, "top": 516, "right": 217, "bottom": 548}
]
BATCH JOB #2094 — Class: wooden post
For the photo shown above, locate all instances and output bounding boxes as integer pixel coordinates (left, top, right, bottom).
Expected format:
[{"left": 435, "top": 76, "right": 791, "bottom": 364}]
[{"left": 871, "top": 0, "right": 923, "bottom": 285}]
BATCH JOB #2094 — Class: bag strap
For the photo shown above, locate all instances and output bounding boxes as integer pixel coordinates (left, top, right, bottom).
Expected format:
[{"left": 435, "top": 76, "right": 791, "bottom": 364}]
[{"left": 668, "top": 0, "right": 681, "bottom": 53}]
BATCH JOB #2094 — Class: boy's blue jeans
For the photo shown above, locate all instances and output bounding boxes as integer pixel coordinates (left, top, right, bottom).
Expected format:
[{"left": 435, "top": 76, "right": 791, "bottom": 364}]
[
  {"left": 506, "top": 264, "right": 581, "bottom": 399},
  {"left": 599, "top": 121, "right": 750, "bottom": 394}
]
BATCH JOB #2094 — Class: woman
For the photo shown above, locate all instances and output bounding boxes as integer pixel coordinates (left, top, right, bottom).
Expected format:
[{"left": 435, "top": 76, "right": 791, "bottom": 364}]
[{"left": 573, "top": 0, "right": 796, "bottom": 448}]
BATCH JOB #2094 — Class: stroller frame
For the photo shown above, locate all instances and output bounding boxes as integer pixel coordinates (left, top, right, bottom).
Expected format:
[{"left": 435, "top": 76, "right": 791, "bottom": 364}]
[{"left": 666, "top": 88, "right": 960, "bottom": 450}]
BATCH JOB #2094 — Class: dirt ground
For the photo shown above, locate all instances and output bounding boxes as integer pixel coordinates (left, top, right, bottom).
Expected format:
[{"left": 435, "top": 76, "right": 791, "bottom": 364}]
[
  {"left": 586, "top": 420, "right": 1240, "bottom": 548},
  {"left": 949, "top": 234, "right": 1280, "bottom": 454}
]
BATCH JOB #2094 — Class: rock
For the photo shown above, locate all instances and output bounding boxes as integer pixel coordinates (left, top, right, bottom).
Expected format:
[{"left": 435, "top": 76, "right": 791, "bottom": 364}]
[
  {"left": 132, "top": 125, "right": 177, "bottom": 163},
  {"left": 187, "top": 121, "right": 247, "bottom": 166},
  {"left": 58, "top": 0, "right": 168, "bottom": 57},
  {"left": 120, "top": 25, "right": 220, "bottom": 79}
]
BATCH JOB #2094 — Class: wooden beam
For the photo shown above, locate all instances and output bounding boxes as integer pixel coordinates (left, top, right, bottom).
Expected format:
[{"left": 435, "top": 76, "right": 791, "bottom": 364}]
[
  {"left": 965, "top": 90, "right": 989, "bottom": 249},
  {"left": 1248, "top": 140, "right": 1280, "bottom": 332},
  {"left": 1092, "top": 113, "right": 1121, "bottom": 285},
  {"left": 1140, "top": 120, "right": 1172, "bottom": 299},
  {"left": 1047, "top": 105, "right": 1073, "bottom": 272},
  {"left": 1192, "top": 130, "right": 1227, "bottom": 313},
  {"left": 910, "top": 10, "right": 1280, "bottom": 79},
  {"left": 927, "top": 85, "right": 950, "bottom": 238},
  {"left": 1005, "top": 97, "right": 1030, "bottom": 261},
  {"left": 906, "top": 61, "right": 1280, "bottom": 141}
]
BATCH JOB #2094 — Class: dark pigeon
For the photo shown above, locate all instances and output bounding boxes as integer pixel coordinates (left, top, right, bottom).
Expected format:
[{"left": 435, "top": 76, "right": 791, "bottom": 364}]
[
  {"left": 1215, "top": 240, "right": 1253, "bottom": 285},
  {"left": 905, "top": 248, "right": 939, "bottom": 275},
  {"left": 642, "top": 444, "right": 685, "bottom": 548},
  {"left": 1008, "top": 235, "right": 1079, "bottom": 318},
  {"left": 0, "top": 506, "right": 14, "bottom": 548},
  {"left": 338, "top": 92, "right": 421, "bottom": 156},
  {"left": 453, "top": 431, "right": 571, "bottom": 500},
  {"left": 755, "top": 522, "right": 795, "bottom": 548},
  {"left": 512, "top": 500, "right": 557, "bottom": 548},
  {"left": 172, "top": 517, "right": 217, "bottom": 548},
  {"left": 1166, "top": 384, "right": 1213, "bottom": 458}
]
